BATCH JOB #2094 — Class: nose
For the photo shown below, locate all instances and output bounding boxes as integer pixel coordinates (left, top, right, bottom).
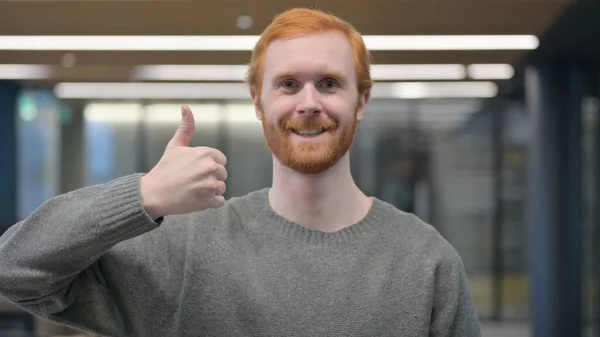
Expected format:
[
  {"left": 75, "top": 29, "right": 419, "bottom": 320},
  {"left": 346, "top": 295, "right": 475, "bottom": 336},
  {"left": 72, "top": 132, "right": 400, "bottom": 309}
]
[{"left": 298, "top": 84, "right": 320, "bottom": 114}]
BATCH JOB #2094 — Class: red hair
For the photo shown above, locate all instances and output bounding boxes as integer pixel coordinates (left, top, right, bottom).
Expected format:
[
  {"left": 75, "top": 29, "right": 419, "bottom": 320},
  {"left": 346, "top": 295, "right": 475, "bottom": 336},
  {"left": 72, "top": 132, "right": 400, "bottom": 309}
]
[{"left": 247, "top": 8, "right": 373, "bottom": 95}]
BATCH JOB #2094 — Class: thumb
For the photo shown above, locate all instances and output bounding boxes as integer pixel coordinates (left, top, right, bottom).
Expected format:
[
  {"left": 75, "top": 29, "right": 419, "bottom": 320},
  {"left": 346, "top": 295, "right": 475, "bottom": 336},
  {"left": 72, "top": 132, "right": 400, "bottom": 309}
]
[{"left": 169, "top": 105, "right": 195, "bottom": 147}]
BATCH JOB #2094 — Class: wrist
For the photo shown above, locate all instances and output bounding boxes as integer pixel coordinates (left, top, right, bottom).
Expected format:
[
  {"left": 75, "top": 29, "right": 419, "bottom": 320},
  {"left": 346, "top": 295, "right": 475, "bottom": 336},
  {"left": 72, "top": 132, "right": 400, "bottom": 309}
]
[
  {"left": 140, "top": 175, "right": 164, "bottom": 220},
  {"left": 144, "top": 203, "right": 164, "bottom": 221}
]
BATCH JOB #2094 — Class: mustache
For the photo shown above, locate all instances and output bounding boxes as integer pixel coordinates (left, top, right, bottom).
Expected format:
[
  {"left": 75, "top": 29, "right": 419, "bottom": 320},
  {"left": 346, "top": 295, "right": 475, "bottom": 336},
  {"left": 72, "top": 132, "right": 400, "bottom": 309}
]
[{"left": 280, "top": 116, "right": 338, "bottom": 131}]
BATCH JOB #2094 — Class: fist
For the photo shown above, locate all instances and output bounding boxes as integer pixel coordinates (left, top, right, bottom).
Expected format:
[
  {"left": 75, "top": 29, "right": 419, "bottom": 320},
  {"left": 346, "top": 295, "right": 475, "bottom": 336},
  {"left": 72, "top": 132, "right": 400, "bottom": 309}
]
[{"left": 140, "top": 105, "right": 228, "bottom": 219}]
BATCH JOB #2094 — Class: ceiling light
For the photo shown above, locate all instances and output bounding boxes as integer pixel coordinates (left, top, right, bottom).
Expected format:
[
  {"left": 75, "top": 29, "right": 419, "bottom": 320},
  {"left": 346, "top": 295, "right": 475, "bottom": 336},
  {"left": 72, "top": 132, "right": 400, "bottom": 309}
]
[
  {"left": 131, "top": 65, "right": 249, "bottom": 81},
  {"left": 145, "top": 104, "right": 221, "bottom": 123},
  {"left": 84, "top": 103, "right": 143, "bottom": 123},
  {"left": 61, "top": 53, "right": 77, "bottom": 68},
  {"left": 222, "top": 104, "right": 260, "bottom": 123},
  {"left": 55, "top": 82, "right": 251, "bottom": 100},
  {"left": 467, "top": 63, "right": 515, "bottom": 79},
  {"left": 55, "top": 81, "right": 497, "bottom": 100},
  {"left": 0, "top": 64, "right": 53, "bottom": 79},
  {"left": 0, "top": 36, "right": 257, "bottom": 51},
  {"left": 416, "top": 113, "right": 473, "bottom": 122},
  {"left": 0, "top": 35, "right": 539, "bottom": 51},
  {"left": 370, "top": 64, "right": 466, "bottom": 80},
  {"left": 365, "top": 35, "right": 538, "bottom": 50},
  {"left": 131, "top": 64, "right": 468, "bottom": 81},
  {"left": 371, "top": 82, "right": 498, "bottom": 99},
  {"left": 236, "top": 15, "right": 254, "bottom": 30},
  {"left": 83, "top": 103, "right": 259, "bottom": 124},
  {"left": 386, "top": 110, "right": 473, "bottom": 123}
]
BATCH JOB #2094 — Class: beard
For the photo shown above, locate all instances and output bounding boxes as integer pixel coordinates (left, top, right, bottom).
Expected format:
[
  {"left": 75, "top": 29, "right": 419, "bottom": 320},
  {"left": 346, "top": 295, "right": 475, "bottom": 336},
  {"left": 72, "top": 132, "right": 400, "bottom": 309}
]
[{"left": 261, "top": 108, "right": 358, "bottom": 175}]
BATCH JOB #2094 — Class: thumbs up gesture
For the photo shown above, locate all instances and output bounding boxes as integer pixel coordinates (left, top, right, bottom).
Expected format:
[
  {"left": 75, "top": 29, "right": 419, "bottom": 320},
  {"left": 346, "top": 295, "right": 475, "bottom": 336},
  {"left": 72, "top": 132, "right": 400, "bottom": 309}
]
[{"left": 140, "top": 105, "right": 228, "bottom": 220}]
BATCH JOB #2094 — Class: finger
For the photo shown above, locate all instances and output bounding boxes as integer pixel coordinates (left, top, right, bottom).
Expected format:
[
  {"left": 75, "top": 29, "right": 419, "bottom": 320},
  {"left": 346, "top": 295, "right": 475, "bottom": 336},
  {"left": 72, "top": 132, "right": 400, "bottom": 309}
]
[
  {"left": 168, "top": 105, "right": 196, "bottom": 147},
  {"left": 209, "top": 148, "right": 228, "bottom": 166},
  {"left": 212, "top": 195, "right": 226, "bottom": 208},
  {"left": 214, "top": 164, "right": 228, "bottom": 181},
  {"left": 214, "top": 180, "right": 226, "bottom": 196}
]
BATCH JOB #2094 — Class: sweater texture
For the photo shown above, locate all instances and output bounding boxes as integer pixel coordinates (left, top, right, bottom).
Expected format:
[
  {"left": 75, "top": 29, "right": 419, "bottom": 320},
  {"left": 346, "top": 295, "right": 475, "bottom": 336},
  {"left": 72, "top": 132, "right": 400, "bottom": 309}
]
[{"left": 0, "top": 174, "right": 480, "bottom": 336}]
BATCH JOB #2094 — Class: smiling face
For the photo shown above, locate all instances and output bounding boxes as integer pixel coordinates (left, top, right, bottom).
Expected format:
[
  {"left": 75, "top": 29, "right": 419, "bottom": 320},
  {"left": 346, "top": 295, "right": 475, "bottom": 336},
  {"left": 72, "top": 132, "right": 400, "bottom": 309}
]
[{"left": 253, "top": 31, "right": 369, "bottom": 175}]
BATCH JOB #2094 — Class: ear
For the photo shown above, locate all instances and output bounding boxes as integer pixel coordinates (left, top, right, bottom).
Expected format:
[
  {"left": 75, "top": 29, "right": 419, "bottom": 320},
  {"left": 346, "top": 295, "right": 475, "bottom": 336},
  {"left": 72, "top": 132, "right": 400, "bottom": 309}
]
[
  {"left": 356, "top": 88, "right": 371, "bottom": 121},
  {"left": 250, "top": 88, "right": 263, "bottom": 121}
]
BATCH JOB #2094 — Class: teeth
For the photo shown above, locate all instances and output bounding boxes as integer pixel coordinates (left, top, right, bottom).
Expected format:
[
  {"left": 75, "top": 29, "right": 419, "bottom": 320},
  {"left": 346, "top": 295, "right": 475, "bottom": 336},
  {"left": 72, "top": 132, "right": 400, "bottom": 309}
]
[{"left": 295, "top": 129, "right": 324, "bottom": 136}]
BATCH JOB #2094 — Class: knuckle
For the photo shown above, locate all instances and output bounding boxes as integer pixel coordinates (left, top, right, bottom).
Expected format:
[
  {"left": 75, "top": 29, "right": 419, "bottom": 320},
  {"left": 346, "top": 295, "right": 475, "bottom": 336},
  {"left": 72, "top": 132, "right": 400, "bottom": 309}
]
[
  {"left": 207, "top": 180, "right": 220, "bottom": 191},
  {"left": 208, "top": 162, "right": 220, "bottom": 173},
  {"left": 196, "top": 146, "right": 211, "bottom": 157},
  {"left": 200, "top": 159, "right": 219, "bottom": 173}
]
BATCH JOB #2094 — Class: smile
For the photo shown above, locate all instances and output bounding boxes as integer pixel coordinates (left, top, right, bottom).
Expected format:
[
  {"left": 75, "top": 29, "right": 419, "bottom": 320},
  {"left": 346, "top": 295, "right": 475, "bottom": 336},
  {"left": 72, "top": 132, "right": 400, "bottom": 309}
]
[{"left": 292, "top": 128, "right": 329, "bottom": 136}]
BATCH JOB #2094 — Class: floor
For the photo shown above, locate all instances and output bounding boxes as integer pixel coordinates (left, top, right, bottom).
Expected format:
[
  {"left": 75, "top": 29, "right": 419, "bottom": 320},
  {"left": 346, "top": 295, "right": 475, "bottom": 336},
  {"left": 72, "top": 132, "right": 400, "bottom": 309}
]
[
  {"left": 481, "top": 321, "right": 597, "bottom": 337},
  {"left": 481, "top": 322, "right": 531, "bottom": 337}
]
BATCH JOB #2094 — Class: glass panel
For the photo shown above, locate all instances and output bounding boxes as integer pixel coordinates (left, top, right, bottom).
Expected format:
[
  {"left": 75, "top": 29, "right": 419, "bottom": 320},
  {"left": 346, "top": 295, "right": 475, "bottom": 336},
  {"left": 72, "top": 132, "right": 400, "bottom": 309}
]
[
  {"left": 16, "top": 89, "right": 61, "bottom": 221},
  {"left": 84, "top": 103, "right": 143, "bottom": 185},
  {"left": 429, "top": 109, "right": 494, "bottom": 319},
  {"left": 221, "top": 102, "right": 272, "bottom": 198},
  {"left": 500, "top": 101, "right": 530, "bottom": 320}
]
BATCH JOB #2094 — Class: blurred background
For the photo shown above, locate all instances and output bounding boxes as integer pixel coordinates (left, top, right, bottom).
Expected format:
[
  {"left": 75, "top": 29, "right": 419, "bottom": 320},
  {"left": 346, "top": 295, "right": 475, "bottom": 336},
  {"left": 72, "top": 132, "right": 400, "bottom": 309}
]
[{"left": 0, "top": 0, "right": 598, "bottom": 336}]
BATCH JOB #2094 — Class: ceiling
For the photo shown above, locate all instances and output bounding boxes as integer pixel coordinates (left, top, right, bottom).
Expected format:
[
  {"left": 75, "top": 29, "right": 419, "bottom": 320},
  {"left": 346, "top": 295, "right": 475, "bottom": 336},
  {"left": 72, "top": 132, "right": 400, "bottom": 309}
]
[
  {"left": 0, "top": 0, "right": 570, "bottom": 86},
  {"left": 495, "top": 1, "right": 600, "bottom": 99},
  {"left": 530, "top": 1, "right": 600, "bottom": 61}
]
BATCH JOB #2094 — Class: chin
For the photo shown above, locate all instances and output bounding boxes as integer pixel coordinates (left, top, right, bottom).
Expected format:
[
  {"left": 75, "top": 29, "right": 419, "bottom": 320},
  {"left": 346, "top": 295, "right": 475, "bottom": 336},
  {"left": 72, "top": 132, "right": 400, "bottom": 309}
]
[{"left": 279, "top": 147, "right": 345, "bottom": 175}]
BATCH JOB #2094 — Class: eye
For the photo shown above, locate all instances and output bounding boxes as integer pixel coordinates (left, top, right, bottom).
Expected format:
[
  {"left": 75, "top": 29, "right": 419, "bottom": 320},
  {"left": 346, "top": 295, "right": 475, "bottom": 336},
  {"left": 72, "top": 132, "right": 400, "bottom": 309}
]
[
  {"left": 280, "top": 80, "right": 297, "bottom": 89},
  {"left": 320, "top": 79, "right": 339, "bottom": 89}
]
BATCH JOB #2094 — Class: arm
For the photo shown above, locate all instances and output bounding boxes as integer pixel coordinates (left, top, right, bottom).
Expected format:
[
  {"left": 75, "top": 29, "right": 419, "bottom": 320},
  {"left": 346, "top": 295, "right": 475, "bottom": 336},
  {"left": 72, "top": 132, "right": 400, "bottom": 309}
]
[
  {"left": 0, "top": 174, "right": 174, "bottom": 336},
  {"left": 429, "top": 242, "right": 481, "bottom": 337},
  {"left": 0, "top": 105, "right": 227, "bottom": 336}
]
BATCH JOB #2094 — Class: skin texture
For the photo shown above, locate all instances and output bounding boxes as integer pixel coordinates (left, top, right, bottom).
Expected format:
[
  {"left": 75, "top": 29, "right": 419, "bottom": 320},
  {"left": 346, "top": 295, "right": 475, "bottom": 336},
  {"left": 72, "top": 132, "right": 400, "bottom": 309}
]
[
  {"left": 140, "top": 106, "right": 228, "bottom": 220},
  {"left": 252, "top": 31, "right": 372, "bottom": 233}
]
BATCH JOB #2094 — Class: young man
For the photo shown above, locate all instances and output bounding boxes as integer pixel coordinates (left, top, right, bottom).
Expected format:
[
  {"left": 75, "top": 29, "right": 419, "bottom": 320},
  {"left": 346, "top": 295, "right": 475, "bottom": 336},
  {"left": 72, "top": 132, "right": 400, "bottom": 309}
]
[{"left": 0, "top": 8, "right": 480, "bottom": 337}]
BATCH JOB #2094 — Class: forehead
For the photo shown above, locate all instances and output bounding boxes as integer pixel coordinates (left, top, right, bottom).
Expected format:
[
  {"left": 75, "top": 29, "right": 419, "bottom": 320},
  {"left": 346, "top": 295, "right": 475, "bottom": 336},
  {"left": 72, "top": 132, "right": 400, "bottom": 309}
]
[{"left": 263, "top": 31, "right": 355, "bottom": 79}]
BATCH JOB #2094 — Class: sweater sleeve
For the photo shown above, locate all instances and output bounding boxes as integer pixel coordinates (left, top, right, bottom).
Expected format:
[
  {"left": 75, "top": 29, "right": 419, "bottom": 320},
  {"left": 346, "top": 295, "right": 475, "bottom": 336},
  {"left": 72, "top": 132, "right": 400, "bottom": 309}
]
[
  {"left": 0, "top": 174, "right": 182, "bottom": 337},
  {"left": 429, "top": 240, "right": 481, "bottom": 337}
]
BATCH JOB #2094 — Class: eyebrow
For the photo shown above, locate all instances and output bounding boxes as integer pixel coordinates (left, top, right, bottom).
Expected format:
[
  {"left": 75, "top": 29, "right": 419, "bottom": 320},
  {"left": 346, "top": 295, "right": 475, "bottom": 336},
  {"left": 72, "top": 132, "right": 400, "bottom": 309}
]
[{"left": 271, "top": 71, "right": 348, "bottom": 84}]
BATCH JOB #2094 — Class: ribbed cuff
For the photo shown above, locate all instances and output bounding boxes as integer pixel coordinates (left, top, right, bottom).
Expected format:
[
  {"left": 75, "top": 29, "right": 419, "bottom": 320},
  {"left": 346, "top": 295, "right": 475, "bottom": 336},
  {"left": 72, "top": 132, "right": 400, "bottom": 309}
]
[{"left": 95, "top": 173, "right": 162, "bottom": 244}]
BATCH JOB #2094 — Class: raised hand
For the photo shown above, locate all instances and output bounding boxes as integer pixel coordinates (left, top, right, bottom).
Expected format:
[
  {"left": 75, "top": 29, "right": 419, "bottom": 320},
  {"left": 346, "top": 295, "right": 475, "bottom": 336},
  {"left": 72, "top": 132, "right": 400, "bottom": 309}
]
[{"left": 140, "top": 105, "right": 228, "bottom": 220}]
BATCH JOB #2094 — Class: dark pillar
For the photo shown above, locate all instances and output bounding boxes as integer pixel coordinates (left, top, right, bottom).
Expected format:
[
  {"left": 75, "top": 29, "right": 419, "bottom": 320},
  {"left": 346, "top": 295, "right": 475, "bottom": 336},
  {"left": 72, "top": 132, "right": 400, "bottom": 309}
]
[
  {"left": 60, "top": 103, "right": 86, "bottom": 193},
  {"left": 0, "top": 82, "right": 19, "bottom": 234},
  {"left": 526, "top": 63, "right": 584, "bottom": 337},
  {"left": 491, "top": 98, "right": 504, "bottom": 321},
  {"left": 596, "top": 70, "right": 600, "bottom": 337},
  {"left": 562, "top": 66, "right": 584, "bottom": 337}
]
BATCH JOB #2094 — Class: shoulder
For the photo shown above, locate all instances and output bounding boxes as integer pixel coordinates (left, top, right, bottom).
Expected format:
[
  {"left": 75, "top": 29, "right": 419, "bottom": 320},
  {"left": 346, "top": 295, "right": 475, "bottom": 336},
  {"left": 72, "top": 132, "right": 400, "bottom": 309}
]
[
  {"left": 113, "top": 190, "right": 264, "bottom": 251},
  {"left": 157, "top": 188, "right": 265, "bottom": 226},
  {"left": 372, "top": 198, "right": 464, "bottom": 267},
  {"left": 103, "top": 190, "right": 267, "bottom": 279},
  {"left": 153, "top": 189, "right": 268, "bottom": 242},
  {"left": 195, "top": 188, "right": 267, "bottom": 227}
]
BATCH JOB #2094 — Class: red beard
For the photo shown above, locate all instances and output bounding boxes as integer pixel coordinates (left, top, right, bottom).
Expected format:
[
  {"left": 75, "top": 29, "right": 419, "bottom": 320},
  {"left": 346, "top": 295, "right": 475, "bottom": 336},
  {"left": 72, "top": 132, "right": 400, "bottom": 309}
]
[{"left": 261, "top": 110, "right": 358, "bottom": 175}]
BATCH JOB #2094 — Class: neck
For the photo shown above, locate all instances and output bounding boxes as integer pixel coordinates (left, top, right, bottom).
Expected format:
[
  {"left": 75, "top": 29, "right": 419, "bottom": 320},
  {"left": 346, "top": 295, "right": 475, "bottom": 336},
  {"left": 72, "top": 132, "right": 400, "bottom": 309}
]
[{"left": 268, "top": 153, "right": 372, "bottom": 233}]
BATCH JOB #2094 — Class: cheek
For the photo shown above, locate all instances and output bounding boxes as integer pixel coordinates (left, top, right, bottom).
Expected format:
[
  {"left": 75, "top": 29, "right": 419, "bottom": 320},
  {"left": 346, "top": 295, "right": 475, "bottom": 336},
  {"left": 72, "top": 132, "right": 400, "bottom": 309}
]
[
  {"left": 322, "top": 97, "right": 356, "bottom": 121},
  {"left": 263, "top": 96, "right": 296, "bottom": 121}
]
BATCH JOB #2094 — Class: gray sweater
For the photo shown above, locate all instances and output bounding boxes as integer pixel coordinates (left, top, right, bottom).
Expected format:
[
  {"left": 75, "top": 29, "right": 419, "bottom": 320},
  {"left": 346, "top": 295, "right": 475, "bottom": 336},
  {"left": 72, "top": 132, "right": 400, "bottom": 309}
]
[{"left": 0, "top": 174, "right": 480, "bottom": 337}]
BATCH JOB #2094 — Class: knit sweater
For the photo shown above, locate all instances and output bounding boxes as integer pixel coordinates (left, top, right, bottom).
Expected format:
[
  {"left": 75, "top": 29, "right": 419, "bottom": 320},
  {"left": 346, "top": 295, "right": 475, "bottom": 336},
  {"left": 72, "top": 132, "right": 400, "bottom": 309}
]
[{"left": 0, "top": 174, "right": 480, "bottom": 337}]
